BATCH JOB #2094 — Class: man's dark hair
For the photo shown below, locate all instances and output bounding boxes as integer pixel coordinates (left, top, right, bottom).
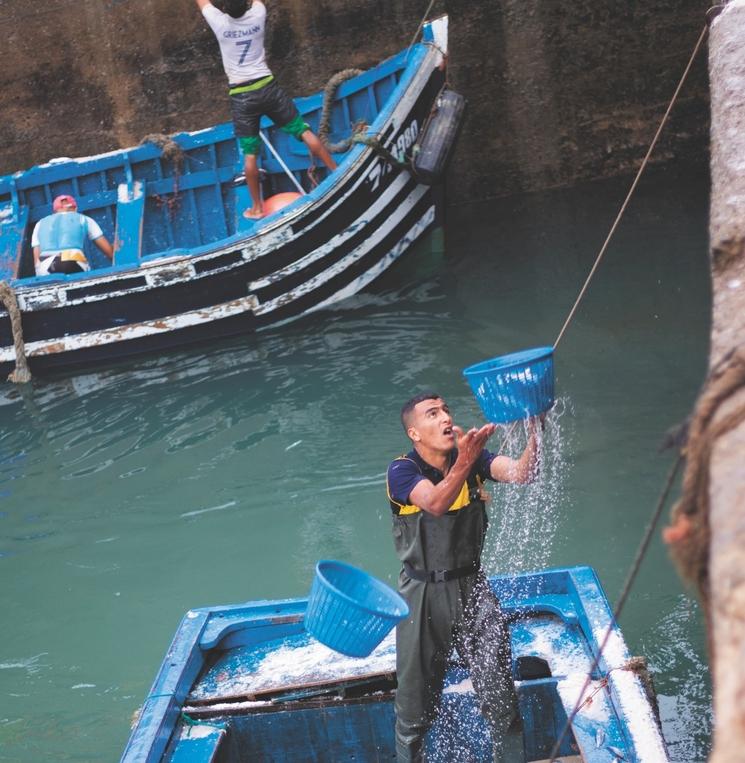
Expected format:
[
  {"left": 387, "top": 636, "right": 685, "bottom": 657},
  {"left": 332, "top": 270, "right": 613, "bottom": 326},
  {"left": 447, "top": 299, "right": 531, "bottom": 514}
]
[
  {"left": 401, "top": 391, "right": 441, "bottom": 432},
  {"left": 224, "top": 0, "right": 249, "bottom": 18}
]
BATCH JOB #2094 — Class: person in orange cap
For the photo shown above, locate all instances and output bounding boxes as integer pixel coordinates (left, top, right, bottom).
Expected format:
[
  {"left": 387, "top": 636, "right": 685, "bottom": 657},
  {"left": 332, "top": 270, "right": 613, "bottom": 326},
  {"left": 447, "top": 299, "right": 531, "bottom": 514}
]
[{"left": 31, "top": 195, "right": 113, "bottom": 276}]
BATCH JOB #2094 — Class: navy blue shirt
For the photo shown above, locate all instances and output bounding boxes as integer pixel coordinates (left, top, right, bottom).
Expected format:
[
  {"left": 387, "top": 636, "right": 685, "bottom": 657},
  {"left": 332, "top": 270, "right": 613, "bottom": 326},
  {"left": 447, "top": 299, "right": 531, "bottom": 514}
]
[{"left": 387, "top": 447, "right": 496, "bottom": 508}]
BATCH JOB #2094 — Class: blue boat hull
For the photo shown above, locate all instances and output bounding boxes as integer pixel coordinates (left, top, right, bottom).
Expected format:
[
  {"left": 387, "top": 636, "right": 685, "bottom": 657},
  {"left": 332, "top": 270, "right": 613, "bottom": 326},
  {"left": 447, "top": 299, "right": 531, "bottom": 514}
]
[
  {"left": 123, "top": 567, "right": 669, "bottom": 762},
  {"left": 0, "top": 19, "right": 452, "bottom": 377}
]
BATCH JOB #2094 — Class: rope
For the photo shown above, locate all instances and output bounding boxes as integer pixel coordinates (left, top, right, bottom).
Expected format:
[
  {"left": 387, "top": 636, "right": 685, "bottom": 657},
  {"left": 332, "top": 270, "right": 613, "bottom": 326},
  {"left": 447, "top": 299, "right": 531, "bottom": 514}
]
[
  {"left": 142, "top": 133, "right": 185, "bottom": 218},
  {"left": 552, "top": 22, "right": 709, "bottom": 350},
  {"left": 664, "top": 346, "right": 745, "bottom": 605},
  {"left": 548, "top": 452, "right": 684, "bottom": 762},
  {"left": 351, "top": 132, "right": 408, "bottom": 171},
  {"left": 318, "top": 69, "right": 364, "bottom": 153},
  {"left": 0, "top": 281, "right": 32, "bottom": 384},
  {"left": 405, "top": 0, "right": 438, "bottom": 61}
]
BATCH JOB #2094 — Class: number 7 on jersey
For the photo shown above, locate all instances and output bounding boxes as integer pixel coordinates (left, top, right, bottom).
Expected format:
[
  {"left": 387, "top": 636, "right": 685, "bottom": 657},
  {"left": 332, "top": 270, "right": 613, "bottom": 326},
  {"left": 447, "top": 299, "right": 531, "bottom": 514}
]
[{"left": 235, "top": 39, "right": 252, "bottom": 65}]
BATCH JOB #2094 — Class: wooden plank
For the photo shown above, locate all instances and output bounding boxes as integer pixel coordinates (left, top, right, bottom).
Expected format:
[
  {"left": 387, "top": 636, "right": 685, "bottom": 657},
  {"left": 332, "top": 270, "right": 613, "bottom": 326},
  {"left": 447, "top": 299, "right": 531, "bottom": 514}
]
[{"left": 187, "top": 669, "right": 396, "bottom": 706}]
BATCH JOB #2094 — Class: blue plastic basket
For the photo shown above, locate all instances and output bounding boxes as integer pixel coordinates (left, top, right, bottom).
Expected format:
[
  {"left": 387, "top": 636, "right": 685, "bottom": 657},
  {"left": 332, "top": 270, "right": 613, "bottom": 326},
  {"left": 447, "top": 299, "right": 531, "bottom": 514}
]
[
  {"left": 463, "top": 346, "right": 554, "bottom": 424},
  {"left": 305, "top": 560, "right": 409, "bottom": 658}
]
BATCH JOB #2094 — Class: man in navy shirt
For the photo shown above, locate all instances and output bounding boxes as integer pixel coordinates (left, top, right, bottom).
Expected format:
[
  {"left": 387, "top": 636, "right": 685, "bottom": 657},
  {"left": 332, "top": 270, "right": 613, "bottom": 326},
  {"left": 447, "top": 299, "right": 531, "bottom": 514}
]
[{"left": 387, "top": 392, "right": 541, "bottom": 762}]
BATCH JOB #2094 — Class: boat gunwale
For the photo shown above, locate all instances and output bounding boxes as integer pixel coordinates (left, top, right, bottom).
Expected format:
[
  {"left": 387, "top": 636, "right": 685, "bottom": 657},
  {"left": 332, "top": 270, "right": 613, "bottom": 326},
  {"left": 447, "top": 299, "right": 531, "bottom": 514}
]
[
  {"left": 5, "top": 41, "right": 436, "bottom": 304},
  {"left": 122, "top": 565, "right": 667, "bottom": 763}
]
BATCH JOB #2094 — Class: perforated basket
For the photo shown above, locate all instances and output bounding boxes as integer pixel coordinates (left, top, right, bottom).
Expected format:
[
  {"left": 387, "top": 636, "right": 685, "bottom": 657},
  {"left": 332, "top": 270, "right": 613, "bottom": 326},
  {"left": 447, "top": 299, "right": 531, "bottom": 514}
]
[
  {"left": 305, "top": 560, "right": 409, "bottom": 658},
  {"left": 463, "top": 346, "right": 554, "bottom": 424}
]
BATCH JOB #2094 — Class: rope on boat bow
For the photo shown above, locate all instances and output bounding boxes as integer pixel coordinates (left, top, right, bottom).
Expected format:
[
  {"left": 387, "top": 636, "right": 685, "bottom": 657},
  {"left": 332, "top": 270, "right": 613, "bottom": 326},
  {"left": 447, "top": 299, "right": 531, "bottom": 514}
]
[
  {"left": 319, "top": 69, "right": 364, "bottom": 153},
  {"left": 0, "top": 281, "right": 31, "bottom": 384}
]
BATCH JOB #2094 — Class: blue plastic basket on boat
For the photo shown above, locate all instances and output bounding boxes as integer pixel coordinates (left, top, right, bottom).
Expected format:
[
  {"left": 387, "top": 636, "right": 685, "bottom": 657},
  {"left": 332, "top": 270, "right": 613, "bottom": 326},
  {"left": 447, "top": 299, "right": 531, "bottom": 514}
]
[
  {"left": 305, "top": 560, "right": 409, "bottom": 658},
  {"left": 463, "top": 346, "right": 555, "bottom": 424}
]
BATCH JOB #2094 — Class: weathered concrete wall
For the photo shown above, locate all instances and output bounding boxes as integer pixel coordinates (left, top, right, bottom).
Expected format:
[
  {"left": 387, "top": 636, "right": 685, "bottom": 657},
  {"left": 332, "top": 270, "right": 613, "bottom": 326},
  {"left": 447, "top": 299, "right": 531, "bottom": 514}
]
[
  {"left": 0, "top": 0, "right": 710, "bottom": 200},
  {"left": 702, "top": 3, "right": 745, "bottom": 761}
]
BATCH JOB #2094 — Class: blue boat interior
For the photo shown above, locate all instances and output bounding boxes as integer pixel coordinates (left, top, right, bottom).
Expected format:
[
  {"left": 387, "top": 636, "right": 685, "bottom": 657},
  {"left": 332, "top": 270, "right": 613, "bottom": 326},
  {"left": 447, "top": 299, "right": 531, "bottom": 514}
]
[
  {"left": 135, "top": 568, "right": 642, "bottom": 763},
  {"left": 0, "top": 45, "right": 421, "bottom": 284}
]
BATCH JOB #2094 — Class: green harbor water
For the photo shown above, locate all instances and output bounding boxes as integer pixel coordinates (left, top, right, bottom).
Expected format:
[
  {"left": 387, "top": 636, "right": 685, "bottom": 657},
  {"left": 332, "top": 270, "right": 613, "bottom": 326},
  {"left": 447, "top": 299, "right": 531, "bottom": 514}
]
[{"left": 0, "top": 162, "right": 712, "bottom": 761}]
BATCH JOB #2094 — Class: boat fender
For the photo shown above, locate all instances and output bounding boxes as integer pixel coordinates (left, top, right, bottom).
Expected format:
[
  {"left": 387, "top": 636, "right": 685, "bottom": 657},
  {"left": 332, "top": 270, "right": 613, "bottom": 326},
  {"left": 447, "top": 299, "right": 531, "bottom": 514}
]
[
  {"left": 263, "top": 192, "right": 302, "bottom": 216},
  {"left": 411, "top": 89, "right": 466, "bottom": 186}
]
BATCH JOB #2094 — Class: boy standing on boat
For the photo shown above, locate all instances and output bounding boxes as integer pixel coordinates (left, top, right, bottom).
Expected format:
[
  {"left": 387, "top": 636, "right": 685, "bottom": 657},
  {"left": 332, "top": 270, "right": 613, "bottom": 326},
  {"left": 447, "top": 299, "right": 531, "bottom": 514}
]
[
  {"left": 32, "top": 195, "right": 113, "bottom": 276},
  {"left": 194, "top": 0, "right": 337, "bottom": 219},
  {"left": 387, "top": 393, "right": 541, "bottom": 762}
]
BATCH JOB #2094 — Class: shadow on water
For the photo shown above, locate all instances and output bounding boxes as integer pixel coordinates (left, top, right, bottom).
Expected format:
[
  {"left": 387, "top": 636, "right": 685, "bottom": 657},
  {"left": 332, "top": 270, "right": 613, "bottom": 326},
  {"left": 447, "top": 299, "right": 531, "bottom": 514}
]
[{"left": 0, "top": 161, "right": 712, "bottom": 760}]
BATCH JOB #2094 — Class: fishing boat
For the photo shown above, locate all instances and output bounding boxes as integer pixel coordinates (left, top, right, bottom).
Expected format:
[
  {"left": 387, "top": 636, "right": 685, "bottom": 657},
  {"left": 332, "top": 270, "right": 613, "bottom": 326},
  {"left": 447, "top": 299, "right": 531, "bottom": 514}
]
[
  {"left": 0, "top": 17, "right": 459, "bottom": 378},
  {"left": 122, "top": 566, "right": 669, "bottom": 762}
]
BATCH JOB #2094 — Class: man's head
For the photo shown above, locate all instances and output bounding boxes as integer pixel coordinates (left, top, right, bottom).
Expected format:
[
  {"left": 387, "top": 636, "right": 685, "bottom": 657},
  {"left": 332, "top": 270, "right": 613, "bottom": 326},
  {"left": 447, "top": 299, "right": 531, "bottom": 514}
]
[
  {"left": 401, "top": 392, "right": 456, "bottom": 452},
  {"left": 53, "top": 194, "right": 77, "bottom": 213},
  {"left": 223, "top": 0, "right": 249, "bottom": 18}
]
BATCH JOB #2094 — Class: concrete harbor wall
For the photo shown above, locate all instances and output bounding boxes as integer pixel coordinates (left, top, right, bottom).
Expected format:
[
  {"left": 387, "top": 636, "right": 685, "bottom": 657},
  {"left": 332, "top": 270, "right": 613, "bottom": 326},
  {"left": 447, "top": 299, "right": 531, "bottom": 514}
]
[
  {"left": 682, "top": 3, "right": 745, "bottom": 761},
  {"left": 0, "top": 0, "right": 709, "bottom": 200}
]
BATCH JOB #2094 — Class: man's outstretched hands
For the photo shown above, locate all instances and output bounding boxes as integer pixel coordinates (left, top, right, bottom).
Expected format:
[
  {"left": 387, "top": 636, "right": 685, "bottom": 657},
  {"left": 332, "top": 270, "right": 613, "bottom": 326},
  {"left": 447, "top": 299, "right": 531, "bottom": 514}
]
[{"left": 453, "top": 423, "right": 496, "bottom": 469}]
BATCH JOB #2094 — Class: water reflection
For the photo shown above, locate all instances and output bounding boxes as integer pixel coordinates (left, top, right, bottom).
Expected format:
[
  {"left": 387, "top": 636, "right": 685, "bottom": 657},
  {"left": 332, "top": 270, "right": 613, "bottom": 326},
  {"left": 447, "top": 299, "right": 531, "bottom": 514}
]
[{"left": 0, "top": 163, "right": 712, "bottom": 760}]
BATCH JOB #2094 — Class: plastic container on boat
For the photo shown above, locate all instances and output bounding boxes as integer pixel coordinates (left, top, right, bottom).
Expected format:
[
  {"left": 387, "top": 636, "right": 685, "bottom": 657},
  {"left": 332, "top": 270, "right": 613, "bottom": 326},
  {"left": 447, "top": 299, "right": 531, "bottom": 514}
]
[
  {"left": 305, "top": 560, "right": 409, "bottom": 658},
  {"left": 412, "top": 89, "right": 466, "bottom": 185},
  {"left": 463, "top": 346, "right": 554, "bottom": 424}
]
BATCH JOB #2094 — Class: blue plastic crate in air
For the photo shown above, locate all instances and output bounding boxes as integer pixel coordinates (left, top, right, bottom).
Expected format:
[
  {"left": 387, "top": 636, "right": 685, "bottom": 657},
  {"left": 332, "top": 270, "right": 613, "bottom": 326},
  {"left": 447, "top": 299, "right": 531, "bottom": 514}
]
[
  {"left": 463, "top": 346, "right": 554, "bottom": 424},
  {"left": 305, "top": 560, "right": 409, "bottom": 658}
]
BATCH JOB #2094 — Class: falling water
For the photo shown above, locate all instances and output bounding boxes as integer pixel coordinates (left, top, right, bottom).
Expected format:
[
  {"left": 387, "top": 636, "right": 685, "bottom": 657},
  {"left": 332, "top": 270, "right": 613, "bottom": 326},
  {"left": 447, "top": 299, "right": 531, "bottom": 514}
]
[{"left": 482, "top": 398, "right": 573, "bottom": 576}]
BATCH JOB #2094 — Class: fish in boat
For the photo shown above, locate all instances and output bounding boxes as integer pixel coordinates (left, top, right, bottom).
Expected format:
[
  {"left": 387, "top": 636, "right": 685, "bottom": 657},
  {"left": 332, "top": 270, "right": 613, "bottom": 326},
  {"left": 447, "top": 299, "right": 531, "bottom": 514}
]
[
  {"left": 122, "top": 566, "right": 669, "bottom": 762},
  {"left": 0, "top": 17, "right": 461, "bottom": 378}
]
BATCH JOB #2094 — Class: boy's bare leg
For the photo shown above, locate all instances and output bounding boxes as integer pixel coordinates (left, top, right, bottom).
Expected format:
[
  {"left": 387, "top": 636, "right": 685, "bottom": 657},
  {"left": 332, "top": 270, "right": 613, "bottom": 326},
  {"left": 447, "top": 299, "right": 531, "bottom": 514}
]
[
  {"left": 301, "top": 130, "right": 338, "bottom": 172},
  {"left": 243, "top": 154, "right": 264, "bottom": 219}
]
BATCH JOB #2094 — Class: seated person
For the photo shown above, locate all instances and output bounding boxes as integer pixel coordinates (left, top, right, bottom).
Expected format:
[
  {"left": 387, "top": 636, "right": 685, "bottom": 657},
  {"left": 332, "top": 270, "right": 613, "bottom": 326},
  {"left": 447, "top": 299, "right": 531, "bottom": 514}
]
[{"left": 32, "top": 195, "right": 113, "bottom": 276}]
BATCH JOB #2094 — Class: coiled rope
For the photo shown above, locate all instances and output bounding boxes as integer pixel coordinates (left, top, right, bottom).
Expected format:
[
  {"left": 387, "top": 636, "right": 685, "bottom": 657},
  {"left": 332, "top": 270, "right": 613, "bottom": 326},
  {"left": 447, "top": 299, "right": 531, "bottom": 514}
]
[
  {"left": 142, "top": 133, "right": 185, "bottom": 217},
  {"left": 0, "top": 281, "right": 32, "bottom": 383},
  {"left": 665, "top": 346, "right": 745, "bottom": 605},
  {"left": 318, "top": 69, "right": 364, "bottom": 153}
]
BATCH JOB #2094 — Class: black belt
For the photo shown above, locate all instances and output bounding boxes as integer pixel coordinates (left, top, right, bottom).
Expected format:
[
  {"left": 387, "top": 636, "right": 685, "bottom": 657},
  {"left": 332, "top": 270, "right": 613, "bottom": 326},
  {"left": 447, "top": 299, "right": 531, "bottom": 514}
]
[{"left": 403, "top": 561, "right": 479, "bottom": 583}]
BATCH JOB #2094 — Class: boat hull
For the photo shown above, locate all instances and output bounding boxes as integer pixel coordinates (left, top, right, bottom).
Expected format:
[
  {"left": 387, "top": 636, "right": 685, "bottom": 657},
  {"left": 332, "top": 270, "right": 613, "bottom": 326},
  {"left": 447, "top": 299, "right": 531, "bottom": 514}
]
[
  {"left": 0, "top": 29, "right": 450, "bottom": 377},
  {"left": 122, "top": 566, "right": 669, "bottom": 763}
]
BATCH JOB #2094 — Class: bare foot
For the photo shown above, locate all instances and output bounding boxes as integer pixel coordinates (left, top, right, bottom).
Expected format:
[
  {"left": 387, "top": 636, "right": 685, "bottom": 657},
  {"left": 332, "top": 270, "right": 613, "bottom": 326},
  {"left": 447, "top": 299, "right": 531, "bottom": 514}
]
[{"left": 243, "top": 206, "right": 264, "bottom": 220}]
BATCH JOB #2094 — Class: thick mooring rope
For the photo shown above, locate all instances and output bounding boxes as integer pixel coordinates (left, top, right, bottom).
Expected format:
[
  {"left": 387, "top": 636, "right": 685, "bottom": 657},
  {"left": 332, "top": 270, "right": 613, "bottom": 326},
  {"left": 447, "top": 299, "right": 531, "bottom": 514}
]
[
  {"left": 664, "top": 346, "right": 745, "bottom": 604},
  {"left": 0, "top": 281, "right": 32, "bottom": 383},
  {"left": 318, "top": 69, "right": 364, "bottom": 153}
]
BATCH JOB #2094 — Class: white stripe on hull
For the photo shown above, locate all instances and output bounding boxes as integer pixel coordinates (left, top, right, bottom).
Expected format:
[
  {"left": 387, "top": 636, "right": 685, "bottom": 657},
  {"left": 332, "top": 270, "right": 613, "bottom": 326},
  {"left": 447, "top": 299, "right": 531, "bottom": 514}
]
[
  {"left": 249, "top": 172, "right": 414, "bottom": 290},
  {"left": 254, "top": 186, "right": 430, "bottom": 316},
  {"left": 0, "top": 295, "right": 259, "bottom": 362},
  {"left": 308, "top": 205, "right": 436, "bottom": 313}
]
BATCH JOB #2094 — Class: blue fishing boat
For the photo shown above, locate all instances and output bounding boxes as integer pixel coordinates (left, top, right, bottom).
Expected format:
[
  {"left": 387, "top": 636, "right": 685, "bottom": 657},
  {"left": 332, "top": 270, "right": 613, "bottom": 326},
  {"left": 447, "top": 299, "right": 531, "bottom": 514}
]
[
  {"left": 123, "top": 566, "right": 669, "bottom": 762},
  {"left": 0, "top": 17, "right": 459, "bottom": 378}
]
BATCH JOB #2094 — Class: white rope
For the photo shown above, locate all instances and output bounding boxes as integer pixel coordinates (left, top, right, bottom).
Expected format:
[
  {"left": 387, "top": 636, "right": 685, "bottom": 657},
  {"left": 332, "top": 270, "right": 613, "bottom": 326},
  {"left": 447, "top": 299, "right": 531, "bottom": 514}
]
[{"left": 259, "top": 132, "right": 306, "bottom": 196}]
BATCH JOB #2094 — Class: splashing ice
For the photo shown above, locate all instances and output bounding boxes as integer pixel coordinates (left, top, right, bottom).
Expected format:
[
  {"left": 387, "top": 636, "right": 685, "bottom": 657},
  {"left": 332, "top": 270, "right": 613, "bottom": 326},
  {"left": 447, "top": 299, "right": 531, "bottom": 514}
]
[{"left": 482, "top": 398, "right": 573, "bottom": 574}]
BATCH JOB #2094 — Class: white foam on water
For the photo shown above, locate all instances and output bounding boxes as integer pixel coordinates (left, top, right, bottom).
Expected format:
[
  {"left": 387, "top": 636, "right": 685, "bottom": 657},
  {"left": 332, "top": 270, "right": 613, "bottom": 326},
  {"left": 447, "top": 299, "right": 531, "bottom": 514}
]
[
  {"left": 0, "top": 653, "right": 48, "bottom": 675},
  {"left": 180, "top": 501, "right": 237, "bottom": 518}
]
